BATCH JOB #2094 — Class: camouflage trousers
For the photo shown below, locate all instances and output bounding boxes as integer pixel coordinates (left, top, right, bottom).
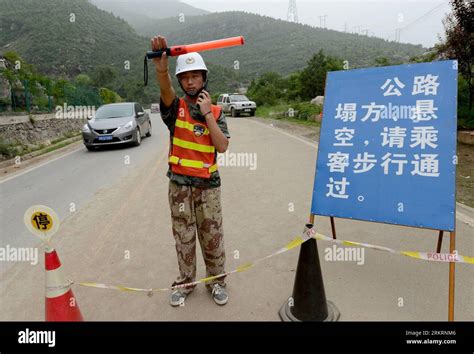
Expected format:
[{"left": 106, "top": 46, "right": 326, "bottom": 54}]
[{"left": 168, "top": 181, "right": 226, "bottom": 294}]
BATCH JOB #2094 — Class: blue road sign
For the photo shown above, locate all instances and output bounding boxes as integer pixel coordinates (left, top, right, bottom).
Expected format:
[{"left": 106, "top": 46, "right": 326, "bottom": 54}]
[{"left": 311, "top": 60, "right": 458, "bottom": 231}]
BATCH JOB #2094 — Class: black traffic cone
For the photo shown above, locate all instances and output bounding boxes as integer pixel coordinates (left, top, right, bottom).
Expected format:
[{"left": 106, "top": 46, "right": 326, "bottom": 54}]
[{"left": 279, "top": 224, "right": 340, "bottom": 321}]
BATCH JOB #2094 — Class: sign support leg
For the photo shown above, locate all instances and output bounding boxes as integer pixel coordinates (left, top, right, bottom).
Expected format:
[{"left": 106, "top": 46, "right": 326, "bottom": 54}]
[
  {"left": 448, "top": 231, "right": 456, "bottom": 321},
  {"left": 330, "top": 216, "right": 337, "bottom": 240},
  {"left": 436, "top": 230, "right": 444, "bottom": 253}
]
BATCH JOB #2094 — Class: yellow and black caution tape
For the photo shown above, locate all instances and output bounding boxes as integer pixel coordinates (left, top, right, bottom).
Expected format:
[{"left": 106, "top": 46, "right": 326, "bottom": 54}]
[
  {"left": 307, "top": 228, "right": 474, "bottom": 265},
  {"left": 77, "top": 226, "right": 473, "bottom": 295}
]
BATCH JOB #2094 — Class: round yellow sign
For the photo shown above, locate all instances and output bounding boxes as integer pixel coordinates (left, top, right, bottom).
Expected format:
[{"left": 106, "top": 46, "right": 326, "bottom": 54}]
[
  {"left": 30, "top": 211, "right": 54, "bottom": 232},
  {"left": 24, "top": 205, "right": 60, "bottom": 242}
]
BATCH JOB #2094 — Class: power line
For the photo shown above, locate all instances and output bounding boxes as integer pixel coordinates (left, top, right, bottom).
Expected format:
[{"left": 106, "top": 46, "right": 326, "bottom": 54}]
[
  {"left": 384, "top": 2, "right": 447, "bottom": 41},
  {"left": 398, "top": 2, "right": 446, "bottom": 31}
]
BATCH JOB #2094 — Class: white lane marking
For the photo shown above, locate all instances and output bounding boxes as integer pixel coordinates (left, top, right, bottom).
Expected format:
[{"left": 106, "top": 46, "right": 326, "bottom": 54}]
[
  {"left": 247, "top": 118, "right": 474, "bottom": 228},
  {"left": 457, "top": 202, "right": 474, "bottom": 214},
  {"left": 0, "top": 145, "right": 84, "bottom": 184},
  {"left": 456, "top": 210, "right": 474, "bottom": 227},
  {"left": 245, "top": 118, "right": 318, "bottom": 148}
]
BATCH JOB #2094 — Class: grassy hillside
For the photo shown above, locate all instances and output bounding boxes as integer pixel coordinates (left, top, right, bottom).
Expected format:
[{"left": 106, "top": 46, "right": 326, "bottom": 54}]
[
  {"left": 0, "top": 0, "right": 427, "bottom": 102},
  {"left": 1, "top": 0, "right": 146, "bottom": 77},
  {"left": 0, "top": 0, "right": 248, "bottom": 99},
  {"left": 136, "top": 11, "right": 426, "bottom": 76},
  {"left": 90, "top": 0, "right": 209, "bottom": 29}
]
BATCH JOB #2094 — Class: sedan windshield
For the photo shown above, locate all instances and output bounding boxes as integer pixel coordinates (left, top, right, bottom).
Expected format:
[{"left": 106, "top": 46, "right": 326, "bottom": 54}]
[
  {"left": 230, "top": 95, "right": 249, "bottom": 102},
  {"left": 95, "top": 105, "right": 134, "bottom": 119}
]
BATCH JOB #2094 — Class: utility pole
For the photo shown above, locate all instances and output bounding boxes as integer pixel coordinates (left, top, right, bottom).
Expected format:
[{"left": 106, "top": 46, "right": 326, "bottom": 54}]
[
  {"left": 395, "top": 28, "right": 401, "bottom": 42},
  {"left": 287, "top": 0, "right": 299, "bottom": 23},
  {"left": 318, "top": 15, "right": 328, "bottom": 28}
]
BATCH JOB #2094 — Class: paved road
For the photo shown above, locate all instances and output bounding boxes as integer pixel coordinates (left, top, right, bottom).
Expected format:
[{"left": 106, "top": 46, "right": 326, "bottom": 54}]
[
  {"left": 1, "top": 114, "right": 473, "bottom": 321},
  {"left": 0, "top": 111, "right": 168, "bottom": 275}
]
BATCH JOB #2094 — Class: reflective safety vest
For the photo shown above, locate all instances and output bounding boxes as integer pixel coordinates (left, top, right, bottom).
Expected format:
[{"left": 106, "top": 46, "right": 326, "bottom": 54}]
[{"left": 168, "top": 98, "right": 222, "bottom": 179}]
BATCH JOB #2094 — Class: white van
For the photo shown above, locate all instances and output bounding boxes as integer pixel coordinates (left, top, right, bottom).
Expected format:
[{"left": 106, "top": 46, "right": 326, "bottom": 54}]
[{"left": 217, "top": 94, "right": 257, "bottom": 117}]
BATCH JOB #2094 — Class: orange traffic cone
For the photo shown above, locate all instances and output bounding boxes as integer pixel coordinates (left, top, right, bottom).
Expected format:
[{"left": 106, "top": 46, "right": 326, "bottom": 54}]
[{"left": 45, "top": 247, "right": 83, "bottom": 321}]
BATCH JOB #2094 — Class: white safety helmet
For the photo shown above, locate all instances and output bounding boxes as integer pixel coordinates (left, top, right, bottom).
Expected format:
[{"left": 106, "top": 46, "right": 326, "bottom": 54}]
[{"left": 175, "top": 52, "right": 208, "bottom": 77}]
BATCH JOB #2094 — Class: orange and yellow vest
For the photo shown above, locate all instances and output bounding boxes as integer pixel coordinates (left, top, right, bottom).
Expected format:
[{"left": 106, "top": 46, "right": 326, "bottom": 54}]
[{"left": 168, "top": 98, "right": 222, "bottom": 179}]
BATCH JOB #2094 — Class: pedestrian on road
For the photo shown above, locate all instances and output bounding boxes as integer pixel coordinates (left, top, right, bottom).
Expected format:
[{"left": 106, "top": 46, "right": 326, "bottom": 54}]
[{"left": 151, "top": 35, "right": 230, "bottom": 307}]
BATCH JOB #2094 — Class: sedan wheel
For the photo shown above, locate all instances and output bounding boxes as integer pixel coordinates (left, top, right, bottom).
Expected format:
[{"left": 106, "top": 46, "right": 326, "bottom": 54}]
[
  {"left": 146, "top": 121, "right": 152, "bottom": 137},
  {"left": 134, "top": 127, "right": 141, "bottom": 146}
]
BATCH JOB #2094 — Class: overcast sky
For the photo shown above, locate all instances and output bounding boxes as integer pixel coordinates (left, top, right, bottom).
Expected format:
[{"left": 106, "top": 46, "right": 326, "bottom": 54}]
[{"left": 181, "top": 0, "right": 451, "bottom": 48}]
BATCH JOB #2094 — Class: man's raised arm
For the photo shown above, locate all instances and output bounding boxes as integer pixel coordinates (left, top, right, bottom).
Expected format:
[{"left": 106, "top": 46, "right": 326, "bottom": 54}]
[{"left": 151, "top": 35, "right": 176, "bottom": 107}]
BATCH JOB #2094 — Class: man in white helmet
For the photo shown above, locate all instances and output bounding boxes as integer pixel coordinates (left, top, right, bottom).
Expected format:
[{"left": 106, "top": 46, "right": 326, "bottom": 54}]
[{"left": 151, "top": 35, "right": 230, "bottom": 307}]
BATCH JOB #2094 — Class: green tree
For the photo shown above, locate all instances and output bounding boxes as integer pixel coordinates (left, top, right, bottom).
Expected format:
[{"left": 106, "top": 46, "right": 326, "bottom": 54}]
[
  {"left": 51, "top": 79, "right": 69, "bottom": 104},
  {"left": 74, "top": 74, "right": 92, "bottom": 86},
  {"left": 458, "top": 74, "right": 474, "bottom": 128},
  {"left": 247, "top": 72, "right": 285, "bottom": 106},
  {"left": 99, "top": 87, "right": 122, "bottom": 104},
  {"left": 437, "top": 0, "right": 473, "bottom": 111},
  {"left": 285, "top": 72, "right": 303, "bottom": 101},
  {"left": 299, "top": 50, "right": 343, "bottom": 100},
  {"left": 408, "top": 51, "right": 438, "bottom": 63},
  {"left": 374, "top": 57, "right": 392, "bottom": 67},
  {"left": 91, "top": 66, "right": 117, "bottom": 88}
]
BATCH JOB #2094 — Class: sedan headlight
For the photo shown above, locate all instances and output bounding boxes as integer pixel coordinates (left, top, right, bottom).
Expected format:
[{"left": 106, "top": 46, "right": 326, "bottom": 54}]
[
  {"left": 82, "top": 124, "right": 91, "bottom": 133},
  {"left": 119, "top": 121, "right": 134, "bottom": 132}
]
